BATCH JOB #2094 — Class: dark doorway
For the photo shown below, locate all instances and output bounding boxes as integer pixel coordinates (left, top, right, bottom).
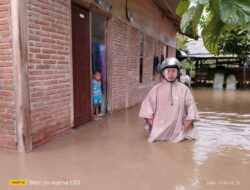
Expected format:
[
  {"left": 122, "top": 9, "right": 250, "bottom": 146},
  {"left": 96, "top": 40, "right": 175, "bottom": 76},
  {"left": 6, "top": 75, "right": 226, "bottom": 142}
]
[
  {"left": 92, "top": 12, "right": 107, "bottom": 114},
  {"left": 72, "top": 4, "right": 91, "bottom": 126}
]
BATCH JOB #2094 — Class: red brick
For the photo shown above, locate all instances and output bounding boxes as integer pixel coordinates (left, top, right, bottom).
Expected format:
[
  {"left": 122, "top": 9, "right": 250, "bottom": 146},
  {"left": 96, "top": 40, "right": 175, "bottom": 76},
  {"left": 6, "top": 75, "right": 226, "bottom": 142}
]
[
  {"left": 0, "top": 55, "right": 11, "bottom": 61},
  {"left": 41, "top": 15, "right": 55, "bottom": 22},
  {"left": 0, "top": 49, "right": 11, "bottom": 55},
  {"left": 29, "top": 59, "right": 42, "bottom": 64},
  {"left": 0, "top": 37, "right": 10, "bottom": 43},
  {"left": 0, "top": 43, "right": 11, "bottom": 49},
  {"left": 33, "top": 19, "right": 50, "bottom": 26},
  {"left": 0, "top": 73, "right": 13, "bottom": 79},
  {"left": 43, "top": 60, "right": 56, "bottom": 64},
  {"left": 0, "top": 5, "right": 8, "bottom": 11},
  {"left": 29, "top": 23, "right": 41, "bottom": 30},
  {"left": 26, "top": 0, "right": 71, "bottom": 151},
  {"left": 35, "top": 64, "right": 51, "bottom": 69},
  {"left": 0, "top": 11, "right": 8, "bottom": 18},
  {"left": 29, "top": 35, "right": 41, "bottom": 41},
  {"left": 35, "top": 54, "right": 51, "bottom": 59},
  {"left": 0, "top": 19, "right": 8, "bottom": 25},
  {"left": 0, "top": 0, "right": 15, "bottom": 151},
  {"left": 57, "top": 61, "right": 68, "bottom": 64},
  {"left": 42, "top": 49, "right": 56, "bottom": 54},
  {"left": 33, "top": 42, "right": 49, "bottom": 48},
  {"left": 0, "top": 25, "right": 8, "bottom": 31},
  {"left": 41, "top": 38, "right": 56, "bottom": 43},
  {"left": 41, "top": 26, "right": 56, "bottom": 33},
  {"left": 28, "top": 11, "right": 40, "bottom": 19},
  {"left": 55, "top": 0, "right": 69, "bottom": 7},
  {"left": 30, "top": 47, "right": 41, "bottom": 53},
  {"left": 3, "top": 79, "right": 13, "bottom": 85},
  {"left": 34, "top": 30, "right": 51, "bottom": 37}
]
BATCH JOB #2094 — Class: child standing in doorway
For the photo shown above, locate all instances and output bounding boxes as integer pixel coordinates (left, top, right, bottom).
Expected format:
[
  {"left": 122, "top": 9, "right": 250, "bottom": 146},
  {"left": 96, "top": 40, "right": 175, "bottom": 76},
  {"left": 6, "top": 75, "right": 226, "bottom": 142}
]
[{"left": 92, "top": 70, "right": 102, "bottom": 120}]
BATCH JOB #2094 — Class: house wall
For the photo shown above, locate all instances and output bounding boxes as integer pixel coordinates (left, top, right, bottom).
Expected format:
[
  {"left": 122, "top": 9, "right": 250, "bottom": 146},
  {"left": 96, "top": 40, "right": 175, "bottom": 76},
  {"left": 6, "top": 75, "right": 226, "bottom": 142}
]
[
  {"left": 112, "top": 0, "right": 177, "bottom": 47},
  {"left": 26, "top": 0, "right": 72, "bottom": 148},
  {"left": 0, "top": 0, "right": 178, "bottom": 151},
  {"left": 0, "top": 0, "right": 16, "bottom": 150},
  {"left": 168, "top": 46, "right": 176, "bottom": 57},
  {"left": 107, "top": 0, "right": 178, "bottom": 111}
]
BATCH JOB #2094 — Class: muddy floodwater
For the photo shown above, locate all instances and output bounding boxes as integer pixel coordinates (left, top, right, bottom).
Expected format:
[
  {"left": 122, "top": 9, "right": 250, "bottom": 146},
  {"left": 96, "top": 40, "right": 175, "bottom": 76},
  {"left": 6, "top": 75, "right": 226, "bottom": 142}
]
[{"left": 1, "top": 88, "right": 250, "bottom": 190}]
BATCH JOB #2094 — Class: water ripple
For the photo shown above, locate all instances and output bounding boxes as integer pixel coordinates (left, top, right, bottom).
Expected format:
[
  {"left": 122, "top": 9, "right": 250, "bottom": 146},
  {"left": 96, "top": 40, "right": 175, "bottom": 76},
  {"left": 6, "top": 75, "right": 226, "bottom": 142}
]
[{"left": 192, "top": 111, "right": 250, "bottom": 165}]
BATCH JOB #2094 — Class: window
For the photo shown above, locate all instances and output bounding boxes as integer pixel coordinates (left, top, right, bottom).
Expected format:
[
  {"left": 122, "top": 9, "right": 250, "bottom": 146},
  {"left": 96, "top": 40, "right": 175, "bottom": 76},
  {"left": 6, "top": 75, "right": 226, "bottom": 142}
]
[
  {"left": 164, "top": 45, "right": 168, "bottom": 59},
  {"left": 139, "top": 34, "right": 144, "bottom": 83}
]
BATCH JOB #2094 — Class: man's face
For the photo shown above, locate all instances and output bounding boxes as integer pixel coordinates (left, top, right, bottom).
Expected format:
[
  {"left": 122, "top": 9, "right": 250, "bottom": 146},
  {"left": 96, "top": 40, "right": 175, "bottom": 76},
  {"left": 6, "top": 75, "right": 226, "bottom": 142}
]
[{"left": 164, "top": 68, "right": 177, "bottom": 82}]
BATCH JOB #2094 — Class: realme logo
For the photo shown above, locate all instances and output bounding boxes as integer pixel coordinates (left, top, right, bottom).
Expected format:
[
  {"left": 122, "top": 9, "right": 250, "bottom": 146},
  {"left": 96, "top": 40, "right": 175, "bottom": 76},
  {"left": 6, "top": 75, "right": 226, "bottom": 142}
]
[{"left": 9, "top": 179, "right": 27, "bottom": 186}]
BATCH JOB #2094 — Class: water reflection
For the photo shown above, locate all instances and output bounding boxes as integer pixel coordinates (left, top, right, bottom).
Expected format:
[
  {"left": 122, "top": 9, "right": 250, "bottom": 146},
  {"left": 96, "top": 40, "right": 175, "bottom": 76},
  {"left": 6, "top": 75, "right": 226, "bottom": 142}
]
[{"left": 192, "top": 88, "right": 250, "bottom": 165}]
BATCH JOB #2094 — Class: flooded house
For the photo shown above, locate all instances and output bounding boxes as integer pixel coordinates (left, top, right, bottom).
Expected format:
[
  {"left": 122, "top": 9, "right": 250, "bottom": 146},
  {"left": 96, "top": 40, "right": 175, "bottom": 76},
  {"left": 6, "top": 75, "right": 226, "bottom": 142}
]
[{"left": 0, "top": 0, "right": 180, "bottom": 152}]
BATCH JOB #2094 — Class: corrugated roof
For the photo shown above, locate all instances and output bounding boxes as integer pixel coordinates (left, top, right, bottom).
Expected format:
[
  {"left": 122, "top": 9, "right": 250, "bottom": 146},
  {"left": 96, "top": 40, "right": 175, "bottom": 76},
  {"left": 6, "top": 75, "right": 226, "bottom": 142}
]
[{"left": 183, "top": 39, "right": 238, "bottom": 59}]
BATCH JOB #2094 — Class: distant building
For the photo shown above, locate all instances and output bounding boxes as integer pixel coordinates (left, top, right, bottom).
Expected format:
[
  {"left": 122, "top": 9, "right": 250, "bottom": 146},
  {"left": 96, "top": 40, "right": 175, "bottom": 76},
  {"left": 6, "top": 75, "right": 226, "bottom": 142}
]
[{"left": 177, "top": 38, "right": 250, "bottom": 88}]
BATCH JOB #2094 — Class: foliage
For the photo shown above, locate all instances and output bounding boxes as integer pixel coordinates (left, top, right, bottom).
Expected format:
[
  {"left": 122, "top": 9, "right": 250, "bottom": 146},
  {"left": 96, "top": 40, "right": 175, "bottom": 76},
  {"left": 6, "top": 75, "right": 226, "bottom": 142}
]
[
  {"left": 176, "top": 33, "right": 189, "bottom": 50},
  {"left": 218, "top": 26, "right": 250, "bottom": 62},
  {"left": 176, "top": 0, "right": 190, "bottom": 17},
  {"left": 176, "top": 33, "right": 191, "bottom": 70},
  {"left": 176, "top": 0, "right": 250, "bottom": 59},
  {"left": 180, "top": 4, "right": 204, "bottom": 39},
  {"left": 180, "top": 59, "right": 191, "bottom": 71}
]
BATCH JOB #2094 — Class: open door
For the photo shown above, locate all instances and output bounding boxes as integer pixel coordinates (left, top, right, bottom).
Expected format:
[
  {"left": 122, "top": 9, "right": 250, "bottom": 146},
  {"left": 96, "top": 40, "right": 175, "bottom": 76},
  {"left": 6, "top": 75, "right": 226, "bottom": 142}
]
[
  {"left": 72, "top": 4, "right": 91, "bottom": 126},
  {"left": 92, "top": 12, "right": 107, "bottom": 115}
]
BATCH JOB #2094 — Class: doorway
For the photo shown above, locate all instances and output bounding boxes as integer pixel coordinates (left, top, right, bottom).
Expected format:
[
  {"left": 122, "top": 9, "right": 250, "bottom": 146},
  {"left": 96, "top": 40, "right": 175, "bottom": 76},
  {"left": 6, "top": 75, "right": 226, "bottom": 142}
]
[
  {"left": 92, "top": 12, "right": 107, "bottom": 115},
  {"left": 71, "top": 4, "right": 91, "bottom": 126}
]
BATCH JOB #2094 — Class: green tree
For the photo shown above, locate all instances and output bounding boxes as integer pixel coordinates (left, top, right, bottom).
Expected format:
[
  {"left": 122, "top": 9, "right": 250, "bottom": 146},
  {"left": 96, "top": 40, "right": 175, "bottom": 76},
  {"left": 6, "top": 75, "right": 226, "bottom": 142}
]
[
  {"left": 176, "top": 33, "right": 189, "bottom": 50},
  {"left": 218, "top": 26, "right": 250, "bottom": 63},
  {"left": 176, "top": 0, "right": 250, "bottom": 57},
  {"left": 176, "top": 33, "right": 191, "bottom": 70}
]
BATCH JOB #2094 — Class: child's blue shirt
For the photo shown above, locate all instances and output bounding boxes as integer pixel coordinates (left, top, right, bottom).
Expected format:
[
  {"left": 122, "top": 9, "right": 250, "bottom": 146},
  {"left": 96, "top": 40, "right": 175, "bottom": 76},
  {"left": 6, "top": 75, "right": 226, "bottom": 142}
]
[{"left": 92, "top": 79, "right": 102, "bottom": 100}]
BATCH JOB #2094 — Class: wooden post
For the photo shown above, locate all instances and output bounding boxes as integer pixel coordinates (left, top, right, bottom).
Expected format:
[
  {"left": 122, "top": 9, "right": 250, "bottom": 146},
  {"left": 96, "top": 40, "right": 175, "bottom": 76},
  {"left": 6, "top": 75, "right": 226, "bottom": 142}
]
[
  {"left": 189, "top": 58, "right": 193, "bottom": 79},
  {"left": 243, "top": 63, "right": 246, "bottom": 88},
  {"left": 106, "top": 18, "right": 113, "bottom": 112},
  {"left": 195, "top": 59, "right": 198, "bottom": 84},
  {"left": 11, "top": 0, "right": 32, "bottom": 152}
]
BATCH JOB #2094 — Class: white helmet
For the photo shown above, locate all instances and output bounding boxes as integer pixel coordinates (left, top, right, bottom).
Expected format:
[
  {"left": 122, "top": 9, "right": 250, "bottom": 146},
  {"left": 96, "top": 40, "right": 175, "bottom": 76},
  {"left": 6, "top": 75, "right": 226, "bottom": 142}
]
[{"left": 158, "top": 57, "right": 180, "bottom": 72}]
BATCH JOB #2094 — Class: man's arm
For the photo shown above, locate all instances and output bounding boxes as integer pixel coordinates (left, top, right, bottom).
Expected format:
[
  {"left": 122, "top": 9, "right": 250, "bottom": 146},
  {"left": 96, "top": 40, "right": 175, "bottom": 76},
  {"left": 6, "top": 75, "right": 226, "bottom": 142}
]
[
  {"left": 183, "top": 120, "right": 193, "bottom": 133},
  {"left": 145, "top": 118, "right": 153, "bottom": 133},
  {"left": 183, "top": 88, "right": 199, "bottom": 133},
  {"left": 145, "top": 118, "right": 153, "bottom": 127}
]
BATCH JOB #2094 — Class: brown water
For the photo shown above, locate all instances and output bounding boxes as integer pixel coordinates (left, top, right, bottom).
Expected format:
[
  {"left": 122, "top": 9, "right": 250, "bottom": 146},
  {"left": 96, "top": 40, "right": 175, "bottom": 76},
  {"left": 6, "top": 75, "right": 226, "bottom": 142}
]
[
  {"left": 193, "top": 89, "right": 250, "bottom": 166},
  {"left": 0, "top": 88, "right": 250, "bottom": 190}
]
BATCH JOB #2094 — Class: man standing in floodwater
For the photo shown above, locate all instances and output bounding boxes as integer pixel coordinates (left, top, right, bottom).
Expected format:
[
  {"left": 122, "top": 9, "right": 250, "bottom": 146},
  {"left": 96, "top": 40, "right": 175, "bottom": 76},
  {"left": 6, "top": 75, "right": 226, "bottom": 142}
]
[{"left": 139, "top": 57, "right": 199, "bottom": 143}]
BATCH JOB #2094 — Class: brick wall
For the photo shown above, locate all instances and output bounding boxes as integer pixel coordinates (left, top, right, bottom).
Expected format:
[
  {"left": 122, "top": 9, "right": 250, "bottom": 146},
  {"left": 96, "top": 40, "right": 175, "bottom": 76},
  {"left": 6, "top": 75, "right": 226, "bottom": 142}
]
[
  {"left": 0, "top": 0, "right": 16, "bottom": 150},
  {"left": 127, "top": 25, "right": 140, "bottom": 107},
  {"left": 143, "top": 34, "right": 154, "bottom": 84},
  {"left": 156, "top": 40, "right": 165, "bottom": 58},
  {"left": 168, "top": 46, "right": 176, "bottom": 57},
  {"left": 27, "top": 0, "right": 72, "bottom": 148},
  {"left": 154, "top": 40, "right": 165, "bottom": 82},
  {"left": 110, "top": 19, "right": 128, "bottom": 111},
  {"left": 110, "top": 18, "right": 164, "bottom": 111}
]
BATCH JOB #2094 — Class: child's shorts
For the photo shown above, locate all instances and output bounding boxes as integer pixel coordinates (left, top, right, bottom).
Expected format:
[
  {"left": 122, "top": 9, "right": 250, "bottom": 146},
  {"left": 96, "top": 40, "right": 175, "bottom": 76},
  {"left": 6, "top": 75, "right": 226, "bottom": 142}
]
[{"left": 93, "top": 97, "right": 102, "bottom": 108}]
